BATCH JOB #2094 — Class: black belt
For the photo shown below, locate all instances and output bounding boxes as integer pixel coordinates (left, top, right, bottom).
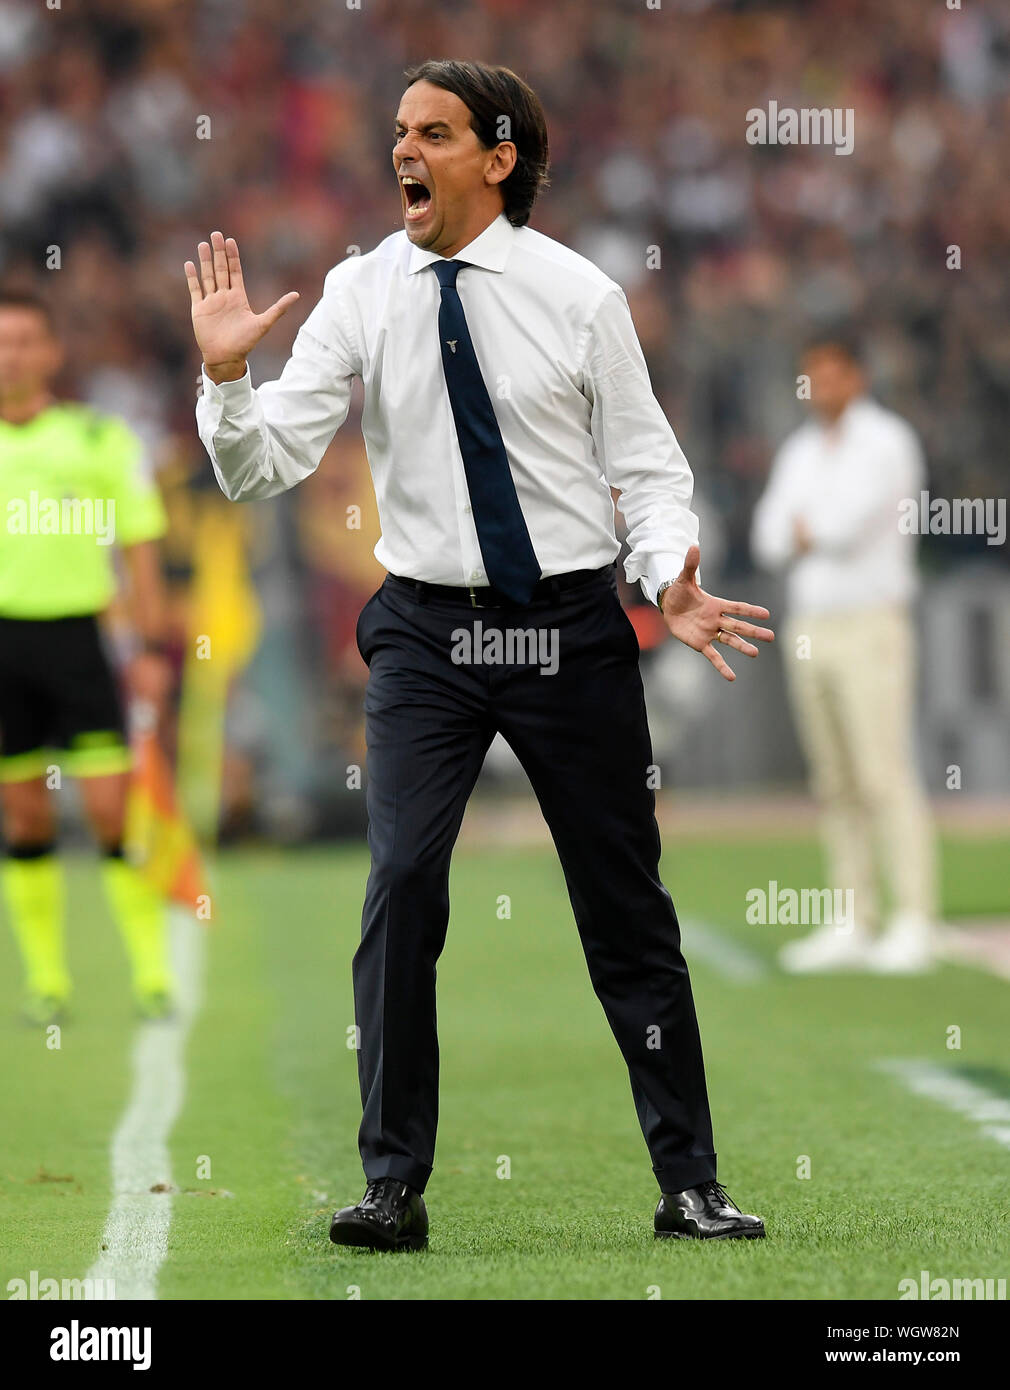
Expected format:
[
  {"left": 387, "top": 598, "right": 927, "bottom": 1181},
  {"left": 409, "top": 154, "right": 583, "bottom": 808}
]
[{"left": 387, "top": 563, "right": 616, "bottom": 608}]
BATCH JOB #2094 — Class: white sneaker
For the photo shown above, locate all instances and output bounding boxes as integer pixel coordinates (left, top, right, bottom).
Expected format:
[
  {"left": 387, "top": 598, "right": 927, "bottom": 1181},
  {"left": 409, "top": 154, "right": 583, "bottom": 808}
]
[
  {"left": 778, "top": 923, "right": 874, "bottom": 974},
  {"left": 867, "top": 913, "right": 936, "bottom": 974}
]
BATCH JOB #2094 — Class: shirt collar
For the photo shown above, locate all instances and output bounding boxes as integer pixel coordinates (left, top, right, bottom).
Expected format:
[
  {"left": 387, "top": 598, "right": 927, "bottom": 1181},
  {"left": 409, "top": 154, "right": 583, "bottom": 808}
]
[
  {"left": 407, "top": 211, "right": 515, "bottom": 276},
  {"left": 816, "top": 394, "right": 870, "bottom": 439}
]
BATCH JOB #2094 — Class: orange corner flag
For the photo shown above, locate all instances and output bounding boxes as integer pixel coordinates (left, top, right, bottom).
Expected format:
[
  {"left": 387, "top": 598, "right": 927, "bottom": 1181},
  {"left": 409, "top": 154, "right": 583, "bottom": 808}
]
[{"left": 125, "top": 703, "right": 209, "bottom": 917}]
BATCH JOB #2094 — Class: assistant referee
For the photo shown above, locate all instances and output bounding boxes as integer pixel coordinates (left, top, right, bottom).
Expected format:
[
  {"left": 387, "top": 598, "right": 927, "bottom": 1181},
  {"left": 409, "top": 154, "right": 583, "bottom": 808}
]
[{"left": 0, "top": 290, "right": 175, "bottom": 1022}]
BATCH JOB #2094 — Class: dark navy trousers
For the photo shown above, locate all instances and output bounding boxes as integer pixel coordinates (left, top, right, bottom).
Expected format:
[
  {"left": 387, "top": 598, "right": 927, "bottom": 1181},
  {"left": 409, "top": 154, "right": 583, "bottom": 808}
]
[{"left": 352, "top": 565, "right": 716, "bottom": 1195}]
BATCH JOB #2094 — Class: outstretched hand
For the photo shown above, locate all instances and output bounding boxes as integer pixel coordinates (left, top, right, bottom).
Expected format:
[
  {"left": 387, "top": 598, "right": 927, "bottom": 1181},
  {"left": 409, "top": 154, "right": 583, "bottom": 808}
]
[
  {"left": 184, "top": 230, "right": 299, "bottom": 383},
  {"left": 660, "top": 544, "right": 774, "bottom": 681}
]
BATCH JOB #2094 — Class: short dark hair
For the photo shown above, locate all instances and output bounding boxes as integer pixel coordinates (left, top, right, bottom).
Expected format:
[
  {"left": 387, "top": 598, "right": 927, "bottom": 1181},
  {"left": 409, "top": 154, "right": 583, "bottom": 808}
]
[
  {"left": 801, "top": 326, "right": 864, "bottom": 366},
  {"left": 0, "top": 288, "right": 56, "bottom": 333},
  {"left": 403, "top": 59, "right": 550, "bottom": 227}
]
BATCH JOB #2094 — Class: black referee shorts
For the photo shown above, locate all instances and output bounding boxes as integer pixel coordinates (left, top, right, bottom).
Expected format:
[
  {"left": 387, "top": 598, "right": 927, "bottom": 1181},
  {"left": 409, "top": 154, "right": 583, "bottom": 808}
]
[{"left": 0, "top": 614, "right": 131, "bottom": 783}]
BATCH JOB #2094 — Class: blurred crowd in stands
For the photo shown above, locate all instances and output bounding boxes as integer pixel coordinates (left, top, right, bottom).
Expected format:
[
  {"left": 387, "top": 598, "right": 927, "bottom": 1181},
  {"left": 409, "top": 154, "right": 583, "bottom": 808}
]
[{"left": 1, "top": 0, "right": 1007, "bottom": 832}]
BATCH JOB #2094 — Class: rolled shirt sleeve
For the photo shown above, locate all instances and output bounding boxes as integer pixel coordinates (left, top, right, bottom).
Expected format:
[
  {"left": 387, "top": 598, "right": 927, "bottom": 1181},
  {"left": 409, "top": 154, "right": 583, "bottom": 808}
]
[
  {"left": 751, "top": 439, "right": 802, "bottom": 572},
  {"left": 583, "top": 288, "right": 699, "bottom": 605},
  {"left": 195, "top": 266, "right": 360, "bottom": 502}
]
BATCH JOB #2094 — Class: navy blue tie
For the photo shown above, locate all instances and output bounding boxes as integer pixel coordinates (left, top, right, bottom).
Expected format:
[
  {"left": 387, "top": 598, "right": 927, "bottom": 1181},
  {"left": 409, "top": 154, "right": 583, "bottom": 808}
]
[{"left": 430, "top": 259, "right": 541, "bottom": 604}]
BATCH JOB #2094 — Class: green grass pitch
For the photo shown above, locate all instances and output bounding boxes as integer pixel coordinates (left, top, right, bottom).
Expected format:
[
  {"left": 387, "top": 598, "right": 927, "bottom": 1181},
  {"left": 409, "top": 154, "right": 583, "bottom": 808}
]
[{"left": 1, "top": 831, "right": 1008, "bottom": 1300}]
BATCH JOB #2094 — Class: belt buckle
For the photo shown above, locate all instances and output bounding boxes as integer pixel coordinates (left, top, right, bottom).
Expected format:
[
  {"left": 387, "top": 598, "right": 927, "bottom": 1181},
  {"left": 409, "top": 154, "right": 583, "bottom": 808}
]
[{"left": 468, "top": 585, "right": 482, "bottom": 609}]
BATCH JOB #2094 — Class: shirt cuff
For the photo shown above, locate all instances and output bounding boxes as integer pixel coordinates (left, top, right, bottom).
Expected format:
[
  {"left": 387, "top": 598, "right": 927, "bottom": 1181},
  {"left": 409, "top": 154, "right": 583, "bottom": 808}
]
[
  {"left": 201, "top": 362, "right": 253, "bottom": 409},
  {"left": 630, "top": 554, "right": 690, "bottom": 608}
]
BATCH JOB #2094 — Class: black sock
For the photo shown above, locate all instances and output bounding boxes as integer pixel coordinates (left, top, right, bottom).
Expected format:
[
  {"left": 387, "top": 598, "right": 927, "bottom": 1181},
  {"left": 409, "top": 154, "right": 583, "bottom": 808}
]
[{"left": 6, "top": 841, "right": 57, "bottom": 860}]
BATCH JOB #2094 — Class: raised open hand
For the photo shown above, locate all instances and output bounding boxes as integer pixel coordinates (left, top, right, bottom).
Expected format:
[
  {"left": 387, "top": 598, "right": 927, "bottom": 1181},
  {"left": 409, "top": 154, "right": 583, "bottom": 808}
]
[
  {"left": 661, "top": 544, "right": 775, "bottom": 681},
  {"left": 184, "top": 230, "right": 299, "bottom": 383}
]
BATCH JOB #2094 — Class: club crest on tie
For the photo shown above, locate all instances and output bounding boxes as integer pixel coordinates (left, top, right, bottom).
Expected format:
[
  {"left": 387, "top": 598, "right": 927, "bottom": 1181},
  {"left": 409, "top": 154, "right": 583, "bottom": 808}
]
[{"left": 446, "top": 340, "right": 458, "bottom": 353}]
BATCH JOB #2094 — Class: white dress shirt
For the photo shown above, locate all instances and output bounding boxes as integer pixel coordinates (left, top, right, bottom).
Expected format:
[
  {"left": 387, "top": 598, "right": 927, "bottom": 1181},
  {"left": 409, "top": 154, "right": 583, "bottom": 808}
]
[
  {"left": 751, "top": 396, "right": 925, "bottom": 616},
  {"left": 196, "top": 211, "right": 698, "bottom": 603}
]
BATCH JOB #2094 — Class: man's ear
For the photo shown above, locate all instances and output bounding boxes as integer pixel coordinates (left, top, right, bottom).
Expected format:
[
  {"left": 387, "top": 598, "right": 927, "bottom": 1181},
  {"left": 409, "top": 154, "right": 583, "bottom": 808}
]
[
  {"left": 485, "top": 142, "right": 517, "bottom": 188},
  {"left": 48, "top": 337, "right": 66, "bottom": 378}
]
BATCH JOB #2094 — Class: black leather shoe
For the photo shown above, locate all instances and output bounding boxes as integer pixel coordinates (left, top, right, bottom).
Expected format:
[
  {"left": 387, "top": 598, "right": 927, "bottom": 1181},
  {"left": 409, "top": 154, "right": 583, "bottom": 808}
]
[
  {"left": 329, "top": 1177, "right": 428, "bottom": 1252},
  {"left": 655, "top": 1180, "right": 765, "bottom": 1240}
]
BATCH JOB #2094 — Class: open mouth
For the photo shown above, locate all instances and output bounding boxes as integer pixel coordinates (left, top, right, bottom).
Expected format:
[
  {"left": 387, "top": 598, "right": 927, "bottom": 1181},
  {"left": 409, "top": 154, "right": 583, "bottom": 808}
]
[{"left": 401, "top": 175, "right": 432, "bottom": 221}]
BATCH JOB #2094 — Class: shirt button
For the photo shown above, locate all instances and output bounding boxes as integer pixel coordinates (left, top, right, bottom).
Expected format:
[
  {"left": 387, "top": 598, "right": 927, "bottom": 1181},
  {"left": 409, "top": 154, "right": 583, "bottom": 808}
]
[
  {"left": 470, "top": 569, "right": 483, "bottom": 582},
  {"left": 463, "top": 505, "right": 472, "bottom": 514}
]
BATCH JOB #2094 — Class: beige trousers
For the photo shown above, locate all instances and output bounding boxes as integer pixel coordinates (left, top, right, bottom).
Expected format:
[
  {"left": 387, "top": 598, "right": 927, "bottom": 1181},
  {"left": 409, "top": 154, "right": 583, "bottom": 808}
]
[{"left": 782, "top": 603, "right": 938, "bottom": 930}]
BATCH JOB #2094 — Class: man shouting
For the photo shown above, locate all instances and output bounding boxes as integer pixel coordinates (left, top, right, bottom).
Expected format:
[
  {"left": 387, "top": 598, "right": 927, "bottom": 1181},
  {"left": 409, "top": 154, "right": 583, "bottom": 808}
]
[{"left": 189, "top": 59, "right": 773, "bottom": 1251}]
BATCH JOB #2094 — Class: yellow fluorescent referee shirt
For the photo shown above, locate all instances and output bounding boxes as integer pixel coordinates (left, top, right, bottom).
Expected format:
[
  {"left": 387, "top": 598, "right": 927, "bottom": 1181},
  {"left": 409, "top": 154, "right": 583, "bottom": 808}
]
[{"left": 0, "top": 403, "right": 167, "bottom": 619}]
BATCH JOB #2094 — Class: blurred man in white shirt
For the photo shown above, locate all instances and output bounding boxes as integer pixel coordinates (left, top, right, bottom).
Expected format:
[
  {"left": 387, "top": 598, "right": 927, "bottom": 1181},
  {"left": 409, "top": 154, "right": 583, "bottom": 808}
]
[{"left": 752, "top": 333, "right": 939, "bottom": 974}]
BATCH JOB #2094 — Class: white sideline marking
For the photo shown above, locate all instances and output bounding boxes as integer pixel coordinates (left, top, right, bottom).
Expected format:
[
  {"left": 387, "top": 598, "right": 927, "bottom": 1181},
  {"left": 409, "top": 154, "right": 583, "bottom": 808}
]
[
  {"left": 876, "top": 1059, "right": 1010, "bottom": 1151},
  {"left": 680, "top": 919, "right": 768, "bottom": 982},
  {"left": 935, "top": 920, "right": 1010, "bottom": 981},
  {"left": 84, "top": 908, "right": 205, "bottom": 1300}
]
